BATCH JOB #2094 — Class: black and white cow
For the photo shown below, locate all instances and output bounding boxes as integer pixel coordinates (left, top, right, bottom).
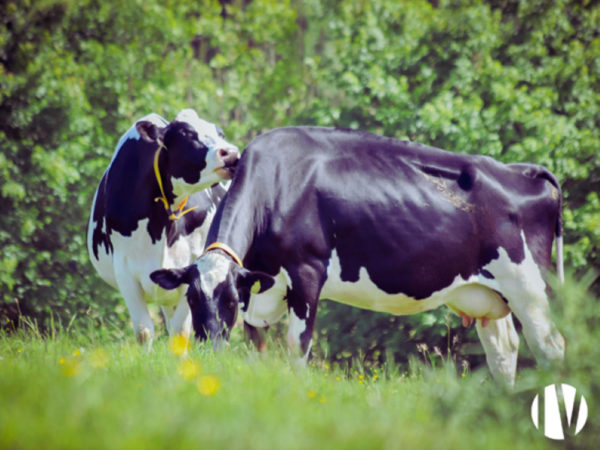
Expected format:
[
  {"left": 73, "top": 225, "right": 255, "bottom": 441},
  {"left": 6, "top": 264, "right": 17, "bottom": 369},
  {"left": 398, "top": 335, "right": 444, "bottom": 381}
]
[
  {"left": 87, "top": 109, "right": 239, "bottom": 348},
  {"left": 150, "top": 126, "right": 565, "bottom": 384}
]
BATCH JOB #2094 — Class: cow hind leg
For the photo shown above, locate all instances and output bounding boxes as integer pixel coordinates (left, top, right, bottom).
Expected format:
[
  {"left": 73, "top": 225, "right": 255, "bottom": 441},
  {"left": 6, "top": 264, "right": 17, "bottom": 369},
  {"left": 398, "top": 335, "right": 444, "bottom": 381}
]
[
  {"left": 476, "top": 313, "right": 519, "bottom": 386},
  {"left": 506, "top": 290, "right": 565, "bottom": 368}
]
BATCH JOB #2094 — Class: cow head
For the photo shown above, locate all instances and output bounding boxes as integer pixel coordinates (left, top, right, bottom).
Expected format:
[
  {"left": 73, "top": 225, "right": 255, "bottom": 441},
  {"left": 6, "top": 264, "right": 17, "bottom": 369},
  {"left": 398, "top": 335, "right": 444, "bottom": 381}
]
[
  {"left": 150, "top": 252, "right": 274, "bottom": 347},
  {"left": 136, "top": 109, "right": 239, "bottom": 195}
]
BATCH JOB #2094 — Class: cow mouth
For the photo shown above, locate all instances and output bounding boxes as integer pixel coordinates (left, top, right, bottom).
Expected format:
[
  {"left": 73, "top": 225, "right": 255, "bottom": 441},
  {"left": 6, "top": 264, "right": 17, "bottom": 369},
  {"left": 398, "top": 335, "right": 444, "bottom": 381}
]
[{"left": 215, "top": 158, "right": 238, "bottom": 179}]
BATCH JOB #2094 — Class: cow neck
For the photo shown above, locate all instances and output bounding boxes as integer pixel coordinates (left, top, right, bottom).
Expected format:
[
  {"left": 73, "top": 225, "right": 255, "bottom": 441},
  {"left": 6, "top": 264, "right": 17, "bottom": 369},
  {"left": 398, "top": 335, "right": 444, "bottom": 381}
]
[
  {"left": 204, "top": 191, "right": 261, "bottom": 269},
  {"left": 153, "top": 140, "right": 199, "bottom": 221}
]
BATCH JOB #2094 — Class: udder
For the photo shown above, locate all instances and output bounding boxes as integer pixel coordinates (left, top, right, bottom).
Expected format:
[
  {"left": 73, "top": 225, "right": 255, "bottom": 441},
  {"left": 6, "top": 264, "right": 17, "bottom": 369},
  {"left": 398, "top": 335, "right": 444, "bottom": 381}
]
[{"left": 446, "top": 284, "right": 510, "bottom": 327}]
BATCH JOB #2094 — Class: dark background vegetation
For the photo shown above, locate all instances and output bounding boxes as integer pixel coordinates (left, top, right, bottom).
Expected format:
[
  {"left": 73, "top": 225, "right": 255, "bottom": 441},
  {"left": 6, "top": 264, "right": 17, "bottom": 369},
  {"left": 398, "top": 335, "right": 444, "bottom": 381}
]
[{"left": 1, "top": 0, "right": 598, "bottom": 369}]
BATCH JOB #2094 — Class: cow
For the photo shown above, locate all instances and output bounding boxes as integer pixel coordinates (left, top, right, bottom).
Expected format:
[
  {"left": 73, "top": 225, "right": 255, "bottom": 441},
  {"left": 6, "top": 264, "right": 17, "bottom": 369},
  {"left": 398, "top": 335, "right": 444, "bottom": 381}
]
[
  {"left": 87, "top": 109, "right": 239, "bottom": 349},
  {"left": 150, "top": 126, "right": 565, "bottom": 385}
]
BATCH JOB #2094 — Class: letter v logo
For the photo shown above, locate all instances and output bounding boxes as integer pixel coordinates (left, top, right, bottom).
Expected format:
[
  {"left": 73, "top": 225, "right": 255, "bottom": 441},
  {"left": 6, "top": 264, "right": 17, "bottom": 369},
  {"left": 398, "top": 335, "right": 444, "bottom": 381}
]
[{"left": 531, "top": 384, "right": 588, "bottom": 440}]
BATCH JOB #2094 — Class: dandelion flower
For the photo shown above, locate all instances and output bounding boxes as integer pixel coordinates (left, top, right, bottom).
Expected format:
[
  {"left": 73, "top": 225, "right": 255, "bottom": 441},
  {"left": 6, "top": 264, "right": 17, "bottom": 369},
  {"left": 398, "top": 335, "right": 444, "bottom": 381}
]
[
  {"left": 307, "top": 390, "right": 317, "bottom": 399},
  {"left": 169, "top": 335, "right": 190, "bottom": 357},
  {"left": 197, "top": 375, "right": 220, "bottom": 396}
]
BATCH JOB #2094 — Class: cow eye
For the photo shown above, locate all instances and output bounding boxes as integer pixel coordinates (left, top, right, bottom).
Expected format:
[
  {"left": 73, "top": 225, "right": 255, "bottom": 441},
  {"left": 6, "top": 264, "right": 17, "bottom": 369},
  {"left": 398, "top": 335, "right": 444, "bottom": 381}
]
[
  {"left": 215, "top": 126, "right": 225, "bottom": 139},
  {"left": 179, "top": 127, "right": 197, "bottom": 140}
]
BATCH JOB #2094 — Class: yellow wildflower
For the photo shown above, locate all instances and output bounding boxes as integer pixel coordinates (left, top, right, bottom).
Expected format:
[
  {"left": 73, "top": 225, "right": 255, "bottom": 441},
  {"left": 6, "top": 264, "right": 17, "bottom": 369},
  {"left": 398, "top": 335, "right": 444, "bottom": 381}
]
[
  {"left": 169, "top": 335, "right": 190, "bottom": 357},
  {"left": 307, "top": 390, "right": 317, "bottom": 399},
  {"left": 197, "top": 375, "right": 220, "bottom": 396}
]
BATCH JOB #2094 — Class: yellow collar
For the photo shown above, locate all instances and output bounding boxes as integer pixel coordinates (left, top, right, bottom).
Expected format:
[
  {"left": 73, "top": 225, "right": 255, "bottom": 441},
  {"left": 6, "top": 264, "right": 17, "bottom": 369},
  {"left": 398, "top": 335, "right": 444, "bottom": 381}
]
[
  {"left": 204, "top": 242, "right": 244, "bottom": 268},
  {"left": 153, "top": 140, "right": 199, "bottom": 221}
]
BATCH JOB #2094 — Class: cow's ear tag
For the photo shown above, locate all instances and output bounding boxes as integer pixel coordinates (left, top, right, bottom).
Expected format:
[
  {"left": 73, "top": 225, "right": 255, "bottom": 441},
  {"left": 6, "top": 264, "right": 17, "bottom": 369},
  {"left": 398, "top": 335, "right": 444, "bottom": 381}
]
[{"left": 251, "top": 281, "right": 262, "bottom": 294}]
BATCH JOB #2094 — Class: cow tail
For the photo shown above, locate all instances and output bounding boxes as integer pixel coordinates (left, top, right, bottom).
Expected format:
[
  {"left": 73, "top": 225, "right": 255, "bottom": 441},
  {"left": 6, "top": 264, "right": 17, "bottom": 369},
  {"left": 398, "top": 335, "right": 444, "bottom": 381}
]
[{"left": 535, "top": 167, "right": 564, "bottom": 284}]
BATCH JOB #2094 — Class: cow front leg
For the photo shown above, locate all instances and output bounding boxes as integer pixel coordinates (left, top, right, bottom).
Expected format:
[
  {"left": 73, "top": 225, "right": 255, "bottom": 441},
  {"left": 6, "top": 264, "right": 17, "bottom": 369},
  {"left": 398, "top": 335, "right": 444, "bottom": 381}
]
[
  {"left": 115, "top": 268, "right": 154, "bottom": 351},
  {"left": 476, "top": 313, "right": 519, "bottom": 386},
  {"left": 285, "top": 265, "right": 324, "bottom": 364},
  {"left": 244, "top": 322, "right": 269, "bottom": 352}
]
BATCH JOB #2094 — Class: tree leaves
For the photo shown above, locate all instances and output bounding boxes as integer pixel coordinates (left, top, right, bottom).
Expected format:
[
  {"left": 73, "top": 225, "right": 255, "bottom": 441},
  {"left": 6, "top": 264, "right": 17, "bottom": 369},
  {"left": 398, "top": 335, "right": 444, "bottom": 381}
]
[{"left": 1, "top": 0, "right": 598, "bottom": 347}]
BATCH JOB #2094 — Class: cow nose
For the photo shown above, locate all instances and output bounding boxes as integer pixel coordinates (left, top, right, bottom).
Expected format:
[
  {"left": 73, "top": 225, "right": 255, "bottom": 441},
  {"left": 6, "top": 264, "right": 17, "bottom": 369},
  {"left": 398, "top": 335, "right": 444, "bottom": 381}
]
[{"left": 217, "top": 147, "right": 239, "bottom": 165}]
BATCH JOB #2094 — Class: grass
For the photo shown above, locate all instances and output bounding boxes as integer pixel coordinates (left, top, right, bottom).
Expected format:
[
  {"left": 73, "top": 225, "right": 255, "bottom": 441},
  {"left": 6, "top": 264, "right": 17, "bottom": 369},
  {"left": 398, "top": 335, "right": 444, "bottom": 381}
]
[{"left": 1, "top": 274, "right": 599, "bottom": 449}]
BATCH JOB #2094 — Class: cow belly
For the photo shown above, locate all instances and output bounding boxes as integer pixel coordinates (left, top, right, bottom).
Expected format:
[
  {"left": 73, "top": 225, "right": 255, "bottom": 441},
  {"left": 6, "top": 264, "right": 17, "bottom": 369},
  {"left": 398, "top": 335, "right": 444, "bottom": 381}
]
[
  {"left": 321, "top": 250, "right": 449, "bottom": 314},
  {"left": 321, "top": 250, "right": 509, "bottom": 319}
]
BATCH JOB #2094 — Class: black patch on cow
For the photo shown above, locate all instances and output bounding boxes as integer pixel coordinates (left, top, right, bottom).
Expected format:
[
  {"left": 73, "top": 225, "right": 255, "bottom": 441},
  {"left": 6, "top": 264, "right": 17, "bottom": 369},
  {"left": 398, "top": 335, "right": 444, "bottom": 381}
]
[
  {"left": 457, "top": 164, "right": 474, "bottom": 191},
  {"left": 479, "top": 269, "right": 495, "bottom": 280}
]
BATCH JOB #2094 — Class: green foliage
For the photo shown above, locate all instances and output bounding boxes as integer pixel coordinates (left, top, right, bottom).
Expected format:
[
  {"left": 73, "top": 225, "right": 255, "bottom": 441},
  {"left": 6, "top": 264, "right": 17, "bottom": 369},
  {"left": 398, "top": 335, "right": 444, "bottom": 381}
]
[{"left": 1, "top": 0, "right": 598, "bottom": 368}]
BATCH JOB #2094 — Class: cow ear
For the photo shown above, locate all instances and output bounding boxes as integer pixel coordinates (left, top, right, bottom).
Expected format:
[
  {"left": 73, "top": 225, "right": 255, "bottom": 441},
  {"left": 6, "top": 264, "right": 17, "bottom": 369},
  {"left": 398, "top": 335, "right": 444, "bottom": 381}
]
[
  {"left": 236, "top": 268, "right": 275, "bottom": 295},
  {"left": 136, "top": 120, "right": 163, "bottom": 143},
  {"left": 150, "top": 266, "right": 196, "bottom": 290}
]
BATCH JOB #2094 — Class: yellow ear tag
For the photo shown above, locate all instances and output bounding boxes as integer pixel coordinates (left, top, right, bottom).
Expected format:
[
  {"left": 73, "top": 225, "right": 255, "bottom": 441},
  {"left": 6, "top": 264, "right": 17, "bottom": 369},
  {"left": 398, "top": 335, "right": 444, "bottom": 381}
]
[{"left": 251, "top": 281, "right": 261, "bottom": 294}]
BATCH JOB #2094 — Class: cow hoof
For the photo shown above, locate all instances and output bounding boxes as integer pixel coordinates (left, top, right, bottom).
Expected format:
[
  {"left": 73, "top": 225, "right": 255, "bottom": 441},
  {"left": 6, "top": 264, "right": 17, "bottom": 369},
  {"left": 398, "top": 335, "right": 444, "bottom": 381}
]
[{"left": 136, "top": 327, "right": 153, "bottom": 345}]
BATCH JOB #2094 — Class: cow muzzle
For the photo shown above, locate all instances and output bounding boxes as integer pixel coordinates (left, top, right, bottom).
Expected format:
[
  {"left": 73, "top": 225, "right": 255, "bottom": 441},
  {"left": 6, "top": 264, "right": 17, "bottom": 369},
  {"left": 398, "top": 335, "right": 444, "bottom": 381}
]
[{"left": 214, "top": 147, "right": 240, "bottom": 179}]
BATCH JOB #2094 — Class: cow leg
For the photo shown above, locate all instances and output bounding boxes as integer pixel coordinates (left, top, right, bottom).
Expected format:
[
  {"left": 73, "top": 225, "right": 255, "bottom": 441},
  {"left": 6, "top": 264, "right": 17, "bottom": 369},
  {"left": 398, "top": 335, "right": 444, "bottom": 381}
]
[
  {"left": 114, "top": 266, "right": 154, "bottom": 350},
  {"left": 166, "top": 300, "right": 192, "bottom": 338},
  {"left": 161, "top": 306, "right": 176, "bottom": 336},
  {"left": 475, "top": 313, "right": 519, "bottom": 386},
  {"left": 506, "top": 291, "right": 564, "bottom": 368},
  {"left": 285, "top": 264, "right": 324, "bottom": 364},
  {"left": 244, "top": 322, "right": 269, "bottom": 352}
]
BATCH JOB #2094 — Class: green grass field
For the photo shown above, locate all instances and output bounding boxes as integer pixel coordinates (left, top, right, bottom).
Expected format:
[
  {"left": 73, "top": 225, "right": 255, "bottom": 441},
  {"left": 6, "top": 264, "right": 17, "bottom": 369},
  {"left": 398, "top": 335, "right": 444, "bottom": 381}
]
[{"left": 1, "top": 276, "right": 598, "bottom": 449}]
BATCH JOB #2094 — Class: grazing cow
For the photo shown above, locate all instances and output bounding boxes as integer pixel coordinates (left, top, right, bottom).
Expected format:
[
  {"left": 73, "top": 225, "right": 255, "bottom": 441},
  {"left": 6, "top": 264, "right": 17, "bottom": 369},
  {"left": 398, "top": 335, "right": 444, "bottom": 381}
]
[
  {"left": 87, "top": 109, "right": 239, "bottom": 348},
  {"left": 150, "top": 126, "right": 565, "bottom": 384}
]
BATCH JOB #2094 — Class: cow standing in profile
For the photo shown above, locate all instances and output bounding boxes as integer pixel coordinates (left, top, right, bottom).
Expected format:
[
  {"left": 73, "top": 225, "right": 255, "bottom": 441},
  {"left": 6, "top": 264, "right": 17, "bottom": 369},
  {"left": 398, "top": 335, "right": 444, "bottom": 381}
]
[
  {"left": 87, "top": 109, "right": 239, "bottom": 349},
  {"left": 151, "top": 126, "right": 565, "bottom": 385}
]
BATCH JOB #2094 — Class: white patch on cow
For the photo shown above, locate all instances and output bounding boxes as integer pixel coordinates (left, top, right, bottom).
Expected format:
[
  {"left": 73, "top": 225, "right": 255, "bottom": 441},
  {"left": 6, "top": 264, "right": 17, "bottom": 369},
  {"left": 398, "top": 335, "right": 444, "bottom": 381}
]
[
  {"left": 194, "top": 251, "right": 231, "bottom": 294},
  {"left": 242, "top": 269, "right": 290, "bottom": 328},
  {"left": 287, "top": 308, "right": 311, "bottom": 363},
  {"left": 484, "top": 232, "right": 564, "bottom": 365}
]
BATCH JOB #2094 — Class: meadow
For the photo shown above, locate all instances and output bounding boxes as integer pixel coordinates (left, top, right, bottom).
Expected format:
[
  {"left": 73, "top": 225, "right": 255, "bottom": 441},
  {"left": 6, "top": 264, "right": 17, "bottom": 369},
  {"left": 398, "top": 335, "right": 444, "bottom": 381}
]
[{"left": 1, "top": 276, "right": 598, "bottom": 450}]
